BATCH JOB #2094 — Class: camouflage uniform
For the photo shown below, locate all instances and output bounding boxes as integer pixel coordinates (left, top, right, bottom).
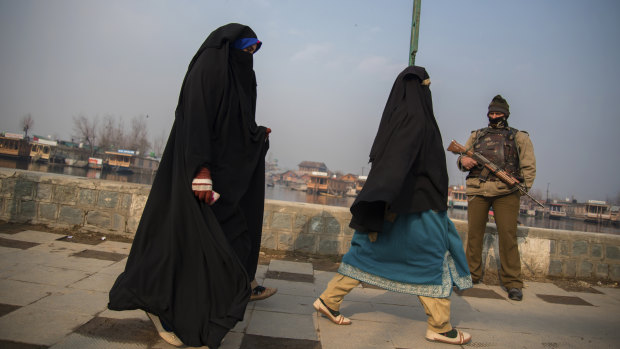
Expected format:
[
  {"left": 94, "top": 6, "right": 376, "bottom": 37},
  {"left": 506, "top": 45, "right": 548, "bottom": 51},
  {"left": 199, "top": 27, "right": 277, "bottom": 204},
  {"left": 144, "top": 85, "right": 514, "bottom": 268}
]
[{"left": 457, "top": 96, "right": 536, "bottom": 292}]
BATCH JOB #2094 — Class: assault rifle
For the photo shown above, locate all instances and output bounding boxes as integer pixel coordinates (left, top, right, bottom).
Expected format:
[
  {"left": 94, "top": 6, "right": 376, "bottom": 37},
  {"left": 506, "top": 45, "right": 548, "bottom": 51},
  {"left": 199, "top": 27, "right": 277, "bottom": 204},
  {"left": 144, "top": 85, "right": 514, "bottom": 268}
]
[{"left": 447, "top": 140, "right": 545, "bottom": 208}]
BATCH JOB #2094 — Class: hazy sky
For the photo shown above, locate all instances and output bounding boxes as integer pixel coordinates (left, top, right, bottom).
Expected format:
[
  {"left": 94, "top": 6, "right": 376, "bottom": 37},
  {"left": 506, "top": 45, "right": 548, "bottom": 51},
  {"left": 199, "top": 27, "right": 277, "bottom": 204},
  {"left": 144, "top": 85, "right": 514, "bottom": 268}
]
[{"left": 1, "top": 0, "right": 619, "bottom": 203}]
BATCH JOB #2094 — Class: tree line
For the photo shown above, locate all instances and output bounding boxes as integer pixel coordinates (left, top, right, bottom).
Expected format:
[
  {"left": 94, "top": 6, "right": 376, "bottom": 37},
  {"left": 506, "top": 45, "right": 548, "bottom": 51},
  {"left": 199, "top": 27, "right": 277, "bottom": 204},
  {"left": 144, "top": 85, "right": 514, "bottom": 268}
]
[{"left": 71, "top": 114, "right": 166, "bottom": 158}]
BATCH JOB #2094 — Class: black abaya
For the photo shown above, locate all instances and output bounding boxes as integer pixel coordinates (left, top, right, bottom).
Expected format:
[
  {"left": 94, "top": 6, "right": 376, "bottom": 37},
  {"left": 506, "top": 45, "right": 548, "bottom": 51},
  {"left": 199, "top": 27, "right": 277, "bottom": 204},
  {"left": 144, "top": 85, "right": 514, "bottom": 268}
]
[
  {"left": 349, "top": 66, "right": 448, "bottom": 233},
  {"left": 108, "top": 23, "right": 268, "bottom": 348}
]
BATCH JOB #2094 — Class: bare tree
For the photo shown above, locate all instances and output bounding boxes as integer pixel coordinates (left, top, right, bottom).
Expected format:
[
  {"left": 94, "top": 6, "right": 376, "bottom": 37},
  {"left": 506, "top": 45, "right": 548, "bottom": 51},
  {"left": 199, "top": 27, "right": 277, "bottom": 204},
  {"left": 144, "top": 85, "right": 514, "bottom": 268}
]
[
  {"left": 73, "top": 114, "right": 99, "bottom": 156},
  {"left": 152, "top": 129, "right": 168, "bottom": 158},
  {"left": 127, "top": 115, "right": 151, "bottom": 155},
  {"left": 21, "top": 114, "right": 34, "bottom": 139},
  {"left": 98, "top": 115, "right": 117, "bottom": 151}
]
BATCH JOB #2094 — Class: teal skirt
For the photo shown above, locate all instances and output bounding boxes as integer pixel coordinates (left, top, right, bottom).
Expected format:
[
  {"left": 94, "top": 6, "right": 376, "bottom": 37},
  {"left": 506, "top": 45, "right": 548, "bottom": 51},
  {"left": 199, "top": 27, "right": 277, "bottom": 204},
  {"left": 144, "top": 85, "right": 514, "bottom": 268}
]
[{"left": 339, "top": 210, "right": 472, "bottom": 297}]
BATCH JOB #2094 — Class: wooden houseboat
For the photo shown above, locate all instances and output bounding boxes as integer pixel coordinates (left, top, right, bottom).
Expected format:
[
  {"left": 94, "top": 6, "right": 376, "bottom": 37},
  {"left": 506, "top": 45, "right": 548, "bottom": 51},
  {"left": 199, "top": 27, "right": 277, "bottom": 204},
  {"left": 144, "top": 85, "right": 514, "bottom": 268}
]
[
  {"left": 0, "top": 134, "right": 31, "bottom": 159},
  {"left": 449, "top": 186, "right": 468, "bottom": 209},
  {"left": 548, "top": 203, "right": 567, "bottom": 220},
  {"left": 29, "top": 142, "right": 53, "bottom": 162},
  {"left": 104, "top": 150, "right": 134, "bottom": 173},
  {"left": 307, "top": 171, "right": 329, "bottom": 194},
  {"left": 583, "top": 200, "right": 612, "bottom": 223}
]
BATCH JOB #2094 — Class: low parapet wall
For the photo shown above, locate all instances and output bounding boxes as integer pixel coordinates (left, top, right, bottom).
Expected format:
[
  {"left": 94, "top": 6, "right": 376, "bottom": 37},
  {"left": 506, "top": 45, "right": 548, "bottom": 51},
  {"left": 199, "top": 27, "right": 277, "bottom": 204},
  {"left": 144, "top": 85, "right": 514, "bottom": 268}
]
[{"left": 1, "top": 168, "right": 619, "bottom": 282}]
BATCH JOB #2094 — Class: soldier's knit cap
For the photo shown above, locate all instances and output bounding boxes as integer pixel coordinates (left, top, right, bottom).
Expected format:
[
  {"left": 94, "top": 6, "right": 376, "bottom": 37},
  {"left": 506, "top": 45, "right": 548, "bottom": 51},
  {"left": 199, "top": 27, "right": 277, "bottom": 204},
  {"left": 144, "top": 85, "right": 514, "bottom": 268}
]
[{"left": 488, "top": 94, "right": 510, "bottom": 117}]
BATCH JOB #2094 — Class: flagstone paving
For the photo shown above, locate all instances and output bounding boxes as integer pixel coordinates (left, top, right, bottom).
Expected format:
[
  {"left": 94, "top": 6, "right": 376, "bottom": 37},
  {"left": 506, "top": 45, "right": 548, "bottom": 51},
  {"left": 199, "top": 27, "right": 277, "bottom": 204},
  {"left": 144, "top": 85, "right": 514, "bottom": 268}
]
[{"left": 0, "top": 227, "right": 618, "bottom": 348}]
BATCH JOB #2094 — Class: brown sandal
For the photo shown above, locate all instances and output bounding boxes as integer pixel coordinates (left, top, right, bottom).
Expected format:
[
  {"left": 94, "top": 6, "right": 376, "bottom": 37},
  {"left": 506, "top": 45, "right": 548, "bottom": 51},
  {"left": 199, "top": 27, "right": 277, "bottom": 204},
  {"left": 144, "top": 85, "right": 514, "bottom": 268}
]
[{"left": 250, "top": 285, "right": 277, "bottom": 301}]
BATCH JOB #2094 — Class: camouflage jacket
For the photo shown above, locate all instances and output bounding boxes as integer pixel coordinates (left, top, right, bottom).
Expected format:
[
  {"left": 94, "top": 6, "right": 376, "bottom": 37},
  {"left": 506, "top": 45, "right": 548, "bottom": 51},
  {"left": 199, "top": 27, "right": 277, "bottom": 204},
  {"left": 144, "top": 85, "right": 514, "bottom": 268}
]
[{"left": 457, "top": 127, "right": 536, "bottom": 197}]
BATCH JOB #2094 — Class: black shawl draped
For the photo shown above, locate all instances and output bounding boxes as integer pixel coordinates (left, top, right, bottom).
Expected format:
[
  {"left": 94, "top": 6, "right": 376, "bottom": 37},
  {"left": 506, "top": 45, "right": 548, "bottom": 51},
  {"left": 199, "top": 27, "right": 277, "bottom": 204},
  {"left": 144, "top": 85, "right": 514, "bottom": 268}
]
[
  {"left": 108, "top": 23, "right": 268, "bottom": 348},
  {"left": 349, "top": 66, "right": 448, "bottom": 233}
]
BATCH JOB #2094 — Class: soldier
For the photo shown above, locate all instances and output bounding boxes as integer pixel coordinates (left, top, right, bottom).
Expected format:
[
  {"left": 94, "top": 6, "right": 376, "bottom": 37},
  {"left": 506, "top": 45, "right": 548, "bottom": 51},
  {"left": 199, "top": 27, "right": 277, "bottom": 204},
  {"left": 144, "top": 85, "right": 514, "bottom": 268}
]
[{"left": 457, "top": 95, "right": 536, "bottom": 301}]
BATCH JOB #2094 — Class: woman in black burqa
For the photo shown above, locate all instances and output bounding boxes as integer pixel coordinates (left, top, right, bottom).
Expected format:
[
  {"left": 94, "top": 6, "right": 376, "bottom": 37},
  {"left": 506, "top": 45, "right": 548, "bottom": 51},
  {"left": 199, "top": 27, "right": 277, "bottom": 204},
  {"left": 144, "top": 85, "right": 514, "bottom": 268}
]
[{"left": 108, "top": 23, "right": 270, "bottom": 348}]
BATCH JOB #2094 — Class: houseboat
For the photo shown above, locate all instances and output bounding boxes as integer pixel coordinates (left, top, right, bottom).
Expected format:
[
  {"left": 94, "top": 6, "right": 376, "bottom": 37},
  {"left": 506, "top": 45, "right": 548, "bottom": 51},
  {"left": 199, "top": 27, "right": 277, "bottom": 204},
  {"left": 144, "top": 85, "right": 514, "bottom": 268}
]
[
  {"left": 583, "top": 200, "right": 612, "bottom": 223},
  {"left": 449, "top": 186, "right": 468, "bottom": 209},
  {"left": 29, "top": 136, "right": 57, "bottom": 163},
  {"left": 548, "top": 203, "right": 567, "bottom": 220},
  {"left": 306, "top": 171, "right": 329, "bottom": 194},
  {"left": 104, "top": 150, "right": 134, "bottom": 173},
  {"left": 129, "top": 155, "right": 159, "bottom": 174},
  {"left": 0, "top": 133, "right": 30, "bottom": 159}
]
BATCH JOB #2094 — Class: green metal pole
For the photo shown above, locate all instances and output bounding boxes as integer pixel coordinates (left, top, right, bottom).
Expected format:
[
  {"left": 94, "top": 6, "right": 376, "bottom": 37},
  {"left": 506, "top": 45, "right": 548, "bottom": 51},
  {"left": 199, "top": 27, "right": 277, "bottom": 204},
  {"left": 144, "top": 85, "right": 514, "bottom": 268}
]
[{"left": 409, "top": 0, "right": 421, "bottom": 66}]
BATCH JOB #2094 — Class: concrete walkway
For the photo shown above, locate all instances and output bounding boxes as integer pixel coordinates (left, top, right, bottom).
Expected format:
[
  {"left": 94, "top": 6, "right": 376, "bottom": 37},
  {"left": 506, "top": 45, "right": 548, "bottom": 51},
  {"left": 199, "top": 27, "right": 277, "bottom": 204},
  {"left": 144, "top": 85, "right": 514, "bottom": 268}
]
[{"left": 0, "top": 228, "right": 619, "bottom": 349}]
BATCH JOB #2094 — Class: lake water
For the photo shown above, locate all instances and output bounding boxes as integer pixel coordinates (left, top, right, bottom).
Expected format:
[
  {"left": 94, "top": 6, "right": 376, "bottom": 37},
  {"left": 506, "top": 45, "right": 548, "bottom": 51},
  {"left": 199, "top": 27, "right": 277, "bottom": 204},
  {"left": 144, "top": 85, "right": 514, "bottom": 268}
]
[{"left": 2, "top": 158, "right": 618, "bottom": 235}]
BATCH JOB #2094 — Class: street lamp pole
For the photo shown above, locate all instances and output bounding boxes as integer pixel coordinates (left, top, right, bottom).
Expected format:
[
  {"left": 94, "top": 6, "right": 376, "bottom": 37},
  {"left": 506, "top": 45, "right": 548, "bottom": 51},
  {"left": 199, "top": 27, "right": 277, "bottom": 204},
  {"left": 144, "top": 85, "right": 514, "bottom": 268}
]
[{"left": 409, "top": 0, "right": 422, "bottom": 66}]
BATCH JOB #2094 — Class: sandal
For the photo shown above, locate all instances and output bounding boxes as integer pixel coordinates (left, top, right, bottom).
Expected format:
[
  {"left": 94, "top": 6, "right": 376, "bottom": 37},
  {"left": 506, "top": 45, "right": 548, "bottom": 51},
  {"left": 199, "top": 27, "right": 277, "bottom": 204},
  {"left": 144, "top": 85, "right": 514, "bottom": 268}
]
[
  {"left": 250, "top": 285, "right": 277, "bottom": 301},
  {"left": 145, "top": 312, "right": 184, "bottom": 347},
  {"left": 425, "top": 328, "right": 471, "bottom": 345},
  {"left": 313, "top": 298, "right": 351, "bottom": 325}
]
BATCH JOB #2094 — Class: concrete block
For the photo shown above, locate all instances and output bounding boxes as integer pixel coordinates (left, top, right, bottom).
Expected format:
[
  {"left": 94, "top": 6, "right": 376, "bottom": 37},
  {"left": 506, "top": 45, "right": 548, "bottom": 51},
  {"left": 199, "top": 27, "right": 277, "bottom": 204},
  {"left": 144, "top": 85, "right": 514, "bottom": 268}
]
[
  {"left": 278, "top": 232, "right": 294, "bottom": 250},
  {"left": 39, "top": 203, "right": 58, "bottom": 220},
  {"left": 97, "top": 191, "right": 119, "bottom": 209},
  {"left": 325, "top": 217, "right": 341, "bottom": 235},
  {"left": 0, "top": 178, "right": 16, "bottom": 196},
  {"left": 54, "top": 185, "right": 78, "bottom": 203},
  {"left": 318, "top": 238, "right": 339, "bottom": 255},
  {"left": 14, "top": 180, "right": 35, "bottom": 198},
  {"left": 36, "top": 183, "right": 53, "bottom": 201},
  {"left": 591, "top": 244, "right": 603, "bottom": 258},
  {"left": 112, "top": 214, "right": 125, "bottom": 231},
  {"left": 565, "top": 259, "right": 577, "bottom": 277},
  {"left": 271, "top": 212, "right": 292, "bottom": 230},
  {"left": 246, "top": 310, "right": 318, "bottom": 341},
  {"left": 261, "top": 230, "right": 277, "bottom": 249},
  {"left": 548, "top": 259, "right": 563, "bottom": 276},
  {"left": 0, "top": 306, "right": 91, "bottom": 346},
  {"left": 78, "top": 189, "right": 97, "bottom": 206},
  {"left": 550, "top": 240, "right": 556, "bottom": 254},
  {"left": 86, "top": 211, "right": 111, "bottom": 229},
  {"left": 294, "top": 214, "right": 308, "bottom": 233},
  {"left": 606, "top": 246, "right": 620, "bottom": 260},
  {"left": 6, "top": 199, "right": 17, "bottom": 217},
  {"left": 19, "top": 200, "right": 36, "bottom": 219},
  {"left": 610, "top": 264, "right": 620, "bottom": 281},
  {"left": 59, "top": 206, "right": 84, "bottom": 225},
  {"left": 0, "top": 279, "right": 60, "bottom": 306},
  {"left": 309, "top": 216, "right": 325, "bottom": 233},
  {"left": 294, "top": 234, "right": 317, "bottom": 253},
  {"left": 596, "top": 263, "right": 609, "bottom": 279},
  {"left": 29, "top": 288, "right": 108, "bottom": 316},
  {"left": 269, "top": 260, "right": 313, "bottom": 275},
  {"left": 572, "top": 241, "right": 588, "bottom": 256},
  {"left": 578, "top": 261, "right": 593, "bottom": 277},
  {"left": 120, "top": 193, "right": 132, "bottom": 210}
]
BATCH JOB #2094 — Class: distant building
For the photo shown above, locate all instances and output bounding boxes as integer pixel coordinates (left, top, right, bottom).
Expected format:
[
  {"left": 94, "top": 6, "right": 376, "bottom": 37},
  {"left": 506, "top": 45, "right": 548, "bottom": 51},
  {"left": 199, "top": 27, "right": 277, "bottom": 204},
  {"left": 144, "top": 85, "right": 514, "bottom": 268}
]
[{"left": 298, "top": 161, "right": 328, "bottom": 174}]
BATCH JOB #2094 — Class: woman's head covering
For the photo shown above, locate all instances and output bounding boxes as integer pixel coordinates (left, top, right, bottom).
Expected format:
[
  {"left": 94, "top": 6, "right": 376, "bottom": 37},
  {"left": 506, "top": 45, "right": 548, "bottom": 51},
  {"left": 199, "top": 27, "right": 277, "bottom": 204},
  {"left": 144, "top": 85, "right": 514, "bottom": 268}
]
[{"left": 232, "top": 37, "right": 262, "bottom": 52}]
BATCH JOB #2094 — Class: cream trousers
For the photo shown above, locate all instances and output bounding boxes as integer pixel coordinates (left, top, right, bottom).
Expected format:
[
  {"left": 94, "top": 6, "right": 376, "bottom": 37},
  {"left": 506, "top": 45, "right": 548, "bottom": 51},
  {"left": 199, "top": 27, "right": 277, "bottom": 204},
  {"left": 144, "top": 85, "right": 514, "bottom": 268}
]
[{"left": 319, "top": 273, "right": 452, "bottom": 333}]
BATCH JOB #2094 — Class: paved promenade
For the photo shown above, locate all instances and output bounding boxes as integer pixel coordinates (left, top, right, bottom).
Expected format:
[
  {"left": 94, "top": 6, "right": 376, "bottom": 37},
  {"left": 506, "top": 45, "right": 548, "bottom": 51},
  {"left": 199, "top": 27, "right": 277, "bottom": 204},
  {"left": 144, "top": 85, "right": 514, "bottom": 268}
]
[{"left": 0, "top": 225, "right": 619, "bottom": 349}]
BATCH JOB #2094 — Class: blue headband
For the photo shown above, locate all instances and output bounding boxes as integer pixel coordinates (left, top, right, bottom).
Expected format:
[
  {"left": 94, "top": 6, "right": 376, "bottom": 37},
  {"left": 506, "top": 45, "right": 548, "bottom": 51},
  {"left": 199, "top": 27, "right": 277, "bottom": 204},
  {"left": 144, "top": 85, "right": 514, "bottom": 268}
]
[{"left": 232, "top": 38, "right": 262, "bottom": 52}]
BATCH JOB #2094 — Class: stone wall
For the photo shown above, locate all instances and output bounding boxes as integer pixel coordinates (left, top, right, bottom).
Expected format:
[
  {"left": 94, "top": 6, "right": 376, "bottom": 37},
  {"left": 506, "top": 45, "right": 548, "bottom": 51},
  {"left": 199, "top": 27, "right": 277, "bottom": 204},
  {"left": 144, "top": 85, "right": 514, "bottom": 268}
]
[
  {"left": 1, "top": 168, "right": 619, "bottom": 281},
  {"left": 0, "top": 168, "right": 149, "bottom": 238}
]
